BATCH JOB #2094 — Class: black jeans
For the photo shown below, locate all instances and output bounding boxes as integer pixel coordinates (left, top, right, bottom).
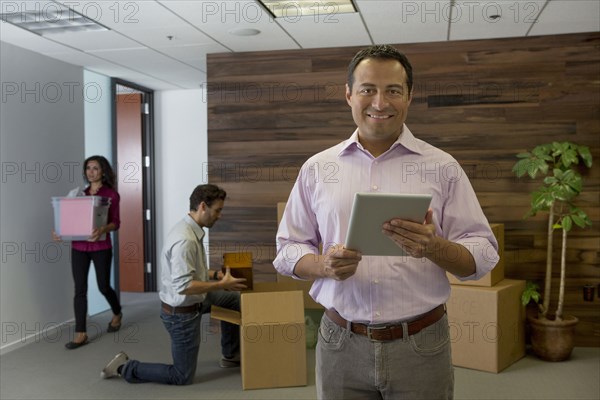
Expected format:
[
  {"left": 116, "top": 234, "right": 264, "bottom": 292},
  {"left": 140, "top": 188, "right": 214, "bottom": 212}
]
[{"left": 71, "top": 248, "right": 122, "bottom": 332}]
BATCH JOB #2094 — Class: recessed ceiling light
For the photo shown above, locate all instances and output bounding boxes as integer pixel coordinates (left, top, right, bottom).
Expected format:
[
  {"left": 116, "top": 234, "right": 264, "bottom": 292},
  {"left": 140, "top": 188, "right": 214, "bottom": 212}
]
[
  {"left": 258, "top": 0, "right": 356, "bottom": 19},
  {"left": 229, "top": 28, "right": 261, "bottom": 36},
  {"left": 0, "top": 0, "right": 109, "bottom": 36}
]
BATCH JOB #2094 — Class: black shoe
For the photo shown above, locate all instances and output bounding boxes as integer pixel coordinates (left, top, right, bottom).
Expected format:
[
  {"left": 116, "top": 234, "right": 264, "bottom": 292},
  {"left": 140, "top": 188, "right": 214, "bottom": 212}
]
[
  {"left": 65, "top": 337, "right": 88, "bottom": 350},
  {"left": 219, "top": 353, "right": 240, "bottom": 368},
  {"left": 107, "top": 313, "right": 122, "bottom": 333}
]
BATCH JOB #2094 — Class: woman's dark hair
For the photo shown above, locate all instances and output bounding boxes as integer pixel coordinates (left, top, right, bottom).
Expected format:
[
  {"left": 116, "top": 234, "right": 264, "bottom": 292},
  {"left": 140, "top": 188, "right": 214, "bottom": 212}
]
[
  {"left": 83, "top": 155, "right": 116, "bottom": 188},
  {"left": 189, "top": 184, "right": 227, "bottom": 211},
  {"left": 347, "top": 44, "right": 413, "bottom": 93}
]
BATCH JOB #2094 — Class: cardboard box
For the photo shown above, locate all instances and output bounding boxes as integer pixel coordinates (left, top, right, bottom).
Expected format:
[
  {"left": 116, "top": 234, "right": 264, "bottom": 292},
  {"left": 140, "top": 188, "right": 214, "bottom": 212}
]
[
  {"left": 274, "top": 276, "right": 324, "bottom": 349},
  {"left": 223, "top": 252, "right": 253, "bottom": 290},
  {"left": 51, "top": 196, "right": 110, "bottom": 240},
  {"left": 257, "top": 281, "right": 324, "bottom": 348},
  {"left": 447, "top": 223, "right": 505, "bottom": 287},
  {"left": 447, "top": 279, "right": 525, "bottom": 373},
  {"left": 276, "top": 274, "right": 323, "bottom": 310},
  {"left": 211, "top": 284, "right": 307, "bottom": 390}
]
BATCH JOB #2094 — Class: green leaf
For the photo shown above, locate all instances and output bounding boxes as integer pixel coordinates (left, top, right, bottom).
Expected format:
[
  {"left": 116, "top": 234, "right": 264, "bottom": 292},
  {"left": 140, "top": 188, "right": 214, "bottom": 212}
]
[
  {"left": 567, "top": 175, "right": 583, "bottom": 194},
  {"left": 571, "top": 214, "right": 586, "bottom": 228},
  {"left": 533, "top": 145, "right": 552, "bottom": 158},
  {"left": 553, "top": 168, "right": 564, "bottom": 179},
  {"left": 562, "top": 216, "right": 573, "bottom": 232},
  {"left": 578, "top": 146, "right": 593, "bottom": 168},
  {"left": 521, "top": 281, "right": 541, "bottom": 306},
  {"left": 538, "top": 160, "right": 549, "bottom": 175},
  {"left": 512, "top": 159, "right": 530, "bottom": 177},
  {"left": 572, "top": 209, "right": 592, "bottom": 228},
  {"left": 560, "top": 148, "right": 578, "bottom": 168},
  {"left": 515, "top": 142, "right": 592, "bottom": 226},
  {"left": 527, "top": 162, "right": 539, "bottom": 179},
  {"left": 531, "top": 190, "right": 554, "bottom": 211}
]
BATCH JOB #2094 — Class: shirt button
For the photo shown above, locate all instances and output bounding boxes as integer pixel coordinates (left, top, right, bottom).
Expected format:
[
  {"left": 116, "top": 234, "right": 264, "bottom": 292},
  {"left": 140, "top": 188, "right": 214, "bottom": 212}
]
[
  {"left": 372, "top": 185, "right": 378, "bottom": 190},
  {"left": 375, "top": 311, "right": 381, "bottom": 317},
  {"left": 373, "top": 279, "right": 379, "bottom": 284}
]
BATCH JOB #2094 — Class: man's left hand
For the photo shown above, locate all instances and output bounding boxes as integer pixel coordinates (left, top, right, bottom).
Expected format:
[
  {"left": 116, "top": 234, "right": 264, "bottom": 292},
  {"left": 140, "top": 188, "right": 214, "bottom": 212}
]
[{"left": 382, "top": 209, "right": 437, "bottom": 258}]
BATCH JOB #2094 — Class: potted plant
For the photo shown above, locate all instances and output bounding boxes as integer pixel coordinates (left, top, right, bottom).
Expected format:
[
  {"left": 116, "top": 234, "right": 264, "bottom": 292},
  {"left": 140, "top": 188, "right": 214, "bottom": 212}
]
[{"left": 513, "top": 141, "right": 593, "bottom": 361}]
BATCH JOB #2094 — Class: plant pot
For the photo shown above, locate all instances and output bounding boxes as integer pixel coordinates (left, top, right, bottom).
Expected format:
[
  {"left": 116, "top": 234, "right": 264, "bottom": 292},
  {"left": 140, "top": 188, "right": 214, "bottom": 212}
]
[{"left": 528, "top": 314, "right": 579, "bottom": 361}]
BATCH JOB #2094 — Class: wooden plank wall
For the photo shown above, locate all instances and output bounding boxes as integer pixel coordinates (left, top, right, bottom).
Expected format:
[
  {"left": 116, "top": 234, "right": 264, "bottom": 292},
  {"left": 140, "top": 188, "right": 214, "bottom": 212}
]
[{"left": 207, "top": 32, "right": 600, "bottom": 346}]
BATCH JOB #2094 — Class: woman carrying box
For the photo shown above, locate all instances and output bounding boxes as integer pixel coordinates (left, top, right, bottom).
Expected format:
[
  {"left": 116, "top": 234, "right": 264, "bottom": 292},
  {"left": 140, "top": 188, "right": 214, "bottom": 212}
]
[{"left": 54, "top": 155, "right": 123, "bottom": 349}]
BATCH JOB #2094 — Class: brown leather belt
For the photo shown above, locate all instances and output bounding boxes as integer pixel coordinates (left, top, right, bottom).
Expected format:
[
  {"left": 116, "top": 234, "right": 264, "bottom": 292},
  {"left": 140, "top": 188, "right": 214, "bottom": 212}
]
[
  {"left": 161, "top": 301, "right": 200, "bottom": 314},
  {"left": 325, "top": 304, "right": 446, "bottom": 341}
]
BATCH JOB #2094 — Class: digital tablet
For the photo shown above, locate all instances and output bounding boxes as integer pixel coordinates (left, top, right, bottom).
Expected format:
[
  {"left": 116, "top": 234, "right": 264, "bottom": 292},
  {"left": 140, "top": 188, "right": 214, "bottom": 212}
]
[{"left": 345, "top": 192, "right": 433, "bottom": 256}]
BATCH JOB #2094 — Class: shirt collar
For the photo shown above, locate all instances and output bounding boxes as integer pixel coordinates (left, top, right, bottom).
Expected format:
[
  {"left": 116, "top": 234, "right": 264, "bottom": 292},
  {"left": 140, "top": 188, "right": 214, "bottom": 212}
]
[
  {"left": 184, "top": 214, "right": 206, "bottom": 242},
  {"left": 338, "top": 125, "right": 424, "bottom": 157}
]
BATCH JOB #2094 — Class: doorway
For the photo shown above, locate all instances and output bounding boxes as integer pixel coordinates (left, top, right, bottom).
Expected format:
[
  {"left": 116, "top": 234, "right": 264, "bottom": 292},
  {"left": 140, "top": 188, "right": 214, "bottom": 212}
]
[{"left": 112, "top": 79, "right": 156, "bottom": 292}]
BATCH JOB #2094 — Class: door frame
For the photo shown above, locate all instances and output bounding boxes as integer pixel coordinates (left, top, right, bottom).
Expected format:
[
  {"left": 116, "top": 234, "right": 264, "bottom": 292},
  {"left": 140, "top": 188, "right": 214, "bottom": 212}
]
[{"left": 111, "top": 78, "right": 157, "bottom": 292}]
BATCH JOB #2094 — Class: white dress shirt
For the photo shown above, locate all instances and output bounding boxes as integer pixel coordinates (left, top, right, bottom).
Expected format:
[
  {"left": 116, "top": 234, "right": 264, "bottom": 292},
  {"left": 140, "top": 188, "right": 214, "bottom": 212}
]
[{"left": 159, "top": 215, "right": 209, "bottom": 307}]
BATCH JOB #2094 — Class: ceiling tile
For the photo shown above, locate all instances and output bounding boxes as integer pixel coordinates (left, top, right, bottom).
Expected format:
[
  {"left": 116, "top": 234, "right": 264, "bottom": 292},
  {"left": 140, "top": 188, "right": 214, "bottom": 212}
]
[
  {"left": 276, "top": 12, "right": 372, "bottom": 48},
  {"left": 356, "top": 0, "right": 449, "bottom": 44},
  {"left": 530, "top": 0, "right": 600, "bottom": 36},
  {"left": 44, "top": 30, "right": 145, "bottom": 52},
  {"left": 158, "top": 0, "right": 299, "bottom": 51},
  {"left": 54, "top": 0, "right": 188, "bottom": 30},
  {"left": 450, "top": 0, "right": 547, "bottom": 40},
  {"left": 0, "top": 20, "right": 71, "bottom": 54}
]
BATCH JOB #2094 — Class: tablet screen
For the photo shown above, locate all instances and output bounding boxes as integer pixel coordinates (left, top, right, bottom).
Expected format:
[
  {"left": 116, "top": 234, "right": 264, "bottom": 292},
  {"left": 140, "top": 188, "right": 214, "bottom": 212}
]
[{"left": 344, "top": 192, "right": 432, "bottom": 256}]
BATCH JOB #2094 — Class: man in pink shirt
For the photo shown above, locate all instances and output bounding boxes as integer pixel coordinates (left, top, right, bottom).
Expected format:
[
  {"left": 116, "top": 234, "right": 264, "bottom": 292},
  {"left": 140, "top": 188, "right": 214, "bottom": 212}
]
[{"left": 274, "top": 45, "right": 499, "bottom": 399}]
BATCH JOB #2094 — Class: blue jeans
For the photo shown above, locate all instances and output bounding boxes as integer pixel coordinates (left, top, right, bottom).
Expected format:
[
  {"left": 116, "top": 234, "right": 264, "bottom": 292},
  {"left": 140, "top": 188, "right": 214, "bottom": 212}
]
[
  {"left": 316, "top": 312, "right": 453, "bottom": 399},
  {"left": 121, "top": 290, "right": 240, "bottom": 385}
]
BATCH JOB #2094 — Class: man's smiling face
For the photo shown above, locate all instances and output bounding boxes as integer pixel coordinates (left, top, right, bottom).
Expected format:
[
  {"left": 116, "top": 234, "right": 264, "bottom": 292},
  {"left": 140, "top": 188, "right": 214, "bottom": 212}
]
[{"left": 346, "top": 58, "right": 412, "bottom": 150}]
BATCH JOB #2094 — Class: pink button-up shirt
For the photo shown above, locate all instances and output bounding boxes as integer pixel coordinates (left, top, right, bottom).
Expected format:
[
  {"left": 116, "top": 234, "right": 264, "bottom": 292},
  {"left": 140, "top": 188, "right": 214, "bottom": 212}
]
[{"left": 274, "top": 126, "right": 499, "bottom": 323}]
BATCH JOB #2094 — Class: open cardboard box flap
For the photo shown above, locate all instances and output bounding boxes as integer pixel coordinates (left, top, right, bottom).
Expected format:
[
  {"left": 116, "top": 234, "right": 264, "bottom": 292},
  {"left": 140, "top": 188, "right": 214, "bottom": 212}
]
[
  {"left": 210, "top": 287, "right": 307, "bottom": 390},
  {"left": 211, "top": 289, "right": 305, "bottom": 325},
  {"left": 211, "top": 305, "right": 241, "bottom": 325}
]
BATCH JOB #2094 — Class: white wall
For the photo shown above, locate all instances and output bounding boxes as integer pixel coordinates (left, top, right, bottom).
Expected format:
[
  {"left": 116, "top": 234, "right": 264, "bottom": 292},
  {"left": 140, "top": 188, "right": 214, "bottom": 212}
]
[
  {"left": 0, "top": 43, "right": 208, "bottom": 354},
  {"left": 1, "top": 42, "right": 85, "bottom": 353},
  {"left": 154, "top": 89, "right": 208, "bottom": 273},
  {"left": 83, "top": 70, "right": 113, "bottom": 315}
]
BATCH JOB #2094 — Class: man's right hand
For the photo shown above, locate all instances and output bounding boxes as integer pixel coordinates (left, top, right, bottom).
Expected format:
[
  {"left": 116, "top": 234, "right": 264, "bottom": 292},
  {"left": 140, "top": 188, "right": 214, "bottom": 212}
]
[
  {"left": 322, "top": 245, "right": 362, "bottom": 281},
  {"left": 220, "top": 267, "right": 247, "bottom": 291}
]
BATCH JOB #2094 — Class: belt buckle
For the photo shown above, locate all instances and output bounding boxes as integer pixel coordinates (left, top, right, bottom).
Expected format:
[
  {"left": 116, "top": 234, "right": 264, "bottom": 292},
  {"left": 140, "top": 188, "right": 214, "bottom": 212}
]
[{"left": 366, "top": 325, "right": 387, "bottom": 341}]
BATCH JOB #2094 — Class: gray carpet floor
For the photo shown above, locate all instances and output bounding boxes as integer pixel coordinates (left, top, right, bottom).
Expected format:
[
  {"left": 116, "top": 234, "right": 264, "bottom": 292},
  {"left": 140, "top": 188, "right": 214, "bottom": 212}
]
[{"left": 1, "top": 292, "right": 599, "bottom": 400}]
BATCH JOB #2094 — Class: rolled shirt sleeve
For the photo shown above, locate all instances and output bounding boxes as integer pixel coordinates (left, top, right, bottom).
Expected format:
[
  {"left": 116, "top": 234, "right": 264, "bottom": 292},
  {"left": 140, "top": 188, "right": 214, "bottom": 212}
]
[{"left": 169, "top": 240, "right": 199, "bottom": 294}]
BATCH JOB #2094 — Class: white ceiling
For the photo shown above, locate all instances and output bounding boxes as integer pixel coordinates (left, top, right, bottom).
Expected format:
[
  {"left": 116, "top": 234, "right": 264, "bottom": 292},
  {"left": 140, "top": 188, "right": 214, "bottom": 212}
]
[{"left": 1, "top": 0, "right": 598, "bottom": 91}]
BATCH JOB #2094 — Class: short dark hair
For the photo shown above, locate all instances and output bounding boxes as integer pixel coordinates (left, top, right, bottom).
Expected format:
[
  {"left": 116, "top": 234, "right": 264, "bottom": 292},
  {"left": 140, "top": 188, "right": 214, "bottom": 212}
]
[
  {"left": 189, "top": 184, "right": 226, "bottom": 211},
  {"left": 347, "top": 45, "right": 413, "bottom": 93},
  {"left": 83, "top": 155, "right": 116, "bottom": 188}
]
